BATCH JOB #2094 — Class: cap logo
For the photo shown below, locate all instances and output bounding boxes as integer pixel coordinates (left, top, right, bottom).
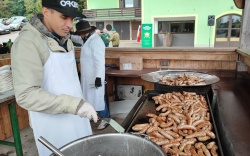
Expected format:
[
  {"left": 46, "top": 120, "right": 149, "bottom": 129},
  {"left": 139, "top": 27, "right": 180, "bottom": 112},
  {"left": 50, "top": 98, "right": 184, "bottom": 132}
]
[{"left": 60, "top": 0, "right": 78, "bottom": 8}]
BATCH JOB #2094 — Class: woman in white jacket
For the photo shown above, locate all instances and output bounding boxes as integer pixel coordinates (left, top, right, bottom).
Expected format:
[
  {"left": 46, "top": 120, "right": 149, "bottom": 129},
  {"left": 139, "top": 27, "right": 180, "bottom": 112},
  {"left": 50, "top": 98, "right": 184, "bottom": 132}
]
[{"left": 71, "top": 20, "right": 109, "bottom": 117}]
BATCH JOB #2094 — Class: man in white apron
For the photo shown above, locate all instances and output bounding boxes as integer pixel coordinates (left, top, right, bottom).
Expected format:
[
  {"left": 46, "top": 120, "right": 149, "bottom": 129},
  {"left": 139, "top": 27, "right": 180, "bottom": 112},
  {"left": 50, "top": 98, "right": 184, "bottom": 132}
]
[{"left": 11, "top": 0, "right": 98, "bottom": 155}]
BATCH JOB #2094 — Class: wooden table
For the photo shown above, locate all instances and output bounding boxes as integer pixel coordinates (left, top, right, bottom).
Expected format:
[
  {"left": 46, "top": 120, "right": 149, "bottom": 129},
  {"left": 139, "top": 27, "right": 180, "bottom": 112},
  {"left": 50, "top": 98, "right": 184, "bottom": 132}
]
[{"left": 0, "top": 90, "right": 23, "bottom": 156}]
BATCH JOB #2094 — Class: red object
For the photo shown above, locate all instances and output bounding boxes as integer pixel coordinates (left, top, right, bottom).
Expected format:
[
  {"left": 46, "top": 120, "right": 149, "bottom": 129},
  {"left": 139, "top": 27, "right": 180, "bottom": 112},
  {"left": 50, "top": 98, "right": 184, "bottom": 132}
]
[{"left": 136, "top": 25, "right": 141, "bottom": 42}]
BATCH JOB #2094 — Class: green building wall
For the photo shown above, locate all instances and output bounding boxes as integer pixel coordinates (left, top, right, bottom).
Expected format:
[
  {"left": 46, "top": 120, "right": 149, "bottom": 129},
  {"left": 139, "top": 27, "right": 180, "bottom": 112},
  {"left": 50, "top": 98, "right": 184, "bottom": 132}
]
[
  {"left": 142, "top": 0, "right": 242, "bottom": 47},
  {"left": 87, "top": 0, "right": 119, "bottom": 9}
]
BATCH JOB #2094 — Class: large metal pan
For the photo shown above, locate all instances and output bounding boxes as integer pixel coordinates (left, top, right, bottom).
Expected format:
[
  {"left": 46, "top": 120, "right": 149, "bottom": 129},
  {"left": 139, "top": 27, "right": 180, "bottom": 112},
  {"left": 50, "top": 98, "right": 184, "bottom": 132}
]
[
  {"left": 141, "top": 70, "right": 220, "bottom": 86},
  {"left": 44, "top": 133, "right": 166, "bottom": 156}
]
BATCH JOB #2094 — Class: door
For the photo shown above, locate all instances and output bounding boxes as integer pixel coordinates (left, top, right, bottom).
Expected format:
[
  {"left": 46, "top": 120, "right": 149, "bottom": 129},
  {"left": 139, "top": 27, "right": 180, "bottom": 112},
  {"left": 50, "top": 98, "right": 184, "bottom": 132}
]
[
  {"left": 120, "top": 0, "right": 125, "bottom": 8},
  {"left": 96, "top": 22, "right": 104, "bottom": 31},
  {"left": 132, "top": 21, "right": 141, "bottom": 40},
  {"left": 214, "top": 14, "right": 241, "bottom": 47},
  {"left": 113, "top": 21, "right": 130, "bottom": 40}
]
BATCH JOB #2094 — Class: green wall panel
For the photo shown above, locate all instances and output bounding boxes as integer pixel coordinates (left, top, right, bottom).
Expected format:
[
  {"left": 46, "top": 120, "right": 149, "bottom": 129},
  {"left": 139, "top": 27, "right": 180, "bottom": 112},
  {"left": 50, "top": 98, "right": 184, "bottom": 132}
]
[
  {"left": 142, "top": 0, "right": 242, "bottom": 47},
  {"left": 87, "top": 0, "right": 118, "bottom": 9}
]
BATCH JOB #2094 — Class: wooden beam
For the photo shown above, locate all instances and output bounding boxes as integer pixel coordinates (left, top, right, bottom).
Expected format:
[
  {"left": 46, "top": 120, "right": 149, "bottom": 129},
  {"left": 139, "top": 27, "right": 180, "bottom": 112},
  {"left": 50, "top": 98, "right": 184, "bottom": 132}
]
[{"left": 240, "top": 0, "right": 250, "bottom": 49}]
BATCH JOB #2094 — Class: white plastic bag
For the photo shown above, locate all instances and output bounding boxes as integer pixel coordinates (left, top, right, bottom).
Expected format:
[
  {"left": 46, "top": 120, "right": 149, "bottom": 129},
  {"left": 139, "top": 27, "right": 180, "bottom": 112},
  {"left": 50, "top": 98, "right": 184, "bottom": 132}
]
[{"left": 0, "top": 65, "right": 13, "bottom": 93}]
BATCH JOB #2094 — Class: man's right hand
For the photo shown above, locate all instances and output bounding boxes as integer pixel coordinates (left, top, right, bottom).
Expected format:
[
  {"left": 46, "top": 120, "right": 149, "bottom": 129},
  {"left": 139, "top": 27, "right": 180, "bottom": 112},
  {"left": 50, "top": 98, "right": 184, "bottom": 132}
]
[{"left": 77, "top": 102, "right": 98, "bottom": 122}]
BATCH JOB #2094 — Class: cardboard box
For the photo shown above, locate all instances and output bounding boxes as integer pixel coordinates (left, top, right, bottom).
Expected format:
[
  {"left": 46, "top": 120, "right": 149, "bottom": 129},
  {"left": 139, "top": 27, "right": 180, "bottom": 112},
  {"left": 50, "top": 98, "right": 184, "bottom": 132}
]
[
  {"left": 116, "top": 85, "right": 142, "bottom": 100},
  {"left": 119, "top": 56, "right": 143, "bottom": 70}
]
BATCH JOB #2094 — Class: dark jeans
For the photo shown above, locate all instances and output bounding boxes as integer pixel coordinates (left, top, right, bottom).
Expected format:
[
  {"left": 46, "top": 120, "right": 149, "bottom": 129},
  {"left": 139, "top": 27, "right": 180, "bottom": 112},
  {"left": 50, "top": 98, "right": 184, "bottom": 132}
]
[{"left": 96, "top": 100, "right": 110, "bottom": 118}]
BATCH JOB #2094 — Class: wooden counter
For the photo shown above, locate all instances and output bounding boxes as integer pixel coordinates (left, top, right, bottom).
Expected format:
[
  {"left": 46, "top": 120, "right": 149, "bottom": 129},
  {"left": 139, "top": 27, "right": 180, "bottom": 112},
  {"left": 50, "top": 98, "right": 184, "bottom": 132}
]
[
  {"left": 0, "top": 53, "right": 11, "bottom": 66},
  {"left": 237, "top": 49, "right": 250, "bottom": 72},
  {"left": 106, "top": 48, "right": 237, "bottom": 70},
  {"left": 75, "top": 47, "right": 238, "bottom": 71}
]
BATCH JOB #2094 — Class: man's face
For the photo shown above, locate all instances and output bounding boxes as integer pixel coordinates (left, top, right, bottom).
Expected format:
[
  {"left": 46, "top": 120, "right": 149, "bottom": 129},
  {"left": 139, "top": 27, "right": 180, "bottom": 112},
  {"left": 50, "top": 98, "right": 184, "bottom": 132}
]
[{"left": 42, "top": 7, "right": 74, "bottom": 37}]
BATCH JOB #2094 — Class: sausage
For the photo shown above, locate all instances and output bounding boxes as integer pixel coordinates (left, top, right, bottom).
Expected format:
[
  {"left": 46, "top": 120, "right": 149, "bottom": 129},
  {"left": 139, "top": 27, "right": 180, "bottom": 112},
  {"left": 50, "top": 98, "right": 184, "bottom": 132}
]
[
  {"left": 210, "top": 145, "right": 218, "bottom": 156},
  {"left": 156, "top": 104, "right": 169, "bottom": 111},
  {"left": 185, "top": 131, "right": 206, "bottom": 139},
  {"left": 158, "top": 127, "right": 174, "bottom": 139},
  {"left": 195, "top": 142, "right": 211, "bottom": 156},
  {"left": 138, "top": 124, "right": 150, "bottom": 134},
  {"left": 149, "top": 117, "right": 156, "bottom": 124},
  {"left": 178, "top": 130, "right": 188, "bottom": 137},
  {"left": 159, "top": 110, "right": 172, "bottom": 117},
  {"left": 152, "top": 131, "right": 165, "bottom": 138},
  {"left": 201, "top": 143, "right": 211, "bottom": 156},
  {"left": 146, "top": 113, "right": 158, "bottom": 119},
  {"left": 190, "top": 146, "right": 199, "bottom": 156},
  {"left": 165, "top": 130, "right": 180, "bottom": 138},
  {"left": 146, "top": 126, "right": 158, "bottom": 134},
  {"left": 132, "top": 123, "right": 149, "bottom": 131},
  {"left": 179, "top": 138, "right": 197, "bottom": 151},
  {"left": 160, "top": 118, "right": 174, "bottom": 128},
  {"left": 162, "top": 147, "right": 178, "bottom": 156},
  {"left": 177, "top": 125, "right": 197, "bottom": 131},
  {"left": 192, "top": 119, "right": 204, "bottom": 126},
  {"left": 206, "top": 131, "right": 216, "bottom": 139},
  {"left": 172, "top": 145, "right": 188, "bottom": 156},
  {"left": 197, "top": 136, "right": 211, "bottom": 141},
  {"left": 162, "top": 142, "right": 180, "bottom": 148},
  {"left": 168, "top": 114, "right": 181, "bottom": 124},
  {"left": 207, "top": 141, "right": 216, "bottom": 149},
  {"left": 184, "top": 144, "right": 192, "bottom": 155},
  {"left": 197, "top": 147, "right": 205, "bottom": 156}
]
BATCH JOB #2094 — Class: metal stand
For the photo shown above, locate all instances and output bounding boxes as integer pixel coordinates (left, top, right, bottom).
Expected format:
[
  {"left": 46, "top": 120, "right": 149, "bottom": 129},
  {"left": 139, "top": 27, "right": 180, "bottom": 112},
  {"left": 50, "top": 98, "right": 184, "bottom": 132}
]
[
  {"left": 0, "top": 102, "right": 23, "bottom": 156},
  {"left": 209, "top": 26, "right": 212, "bottom": 47}
]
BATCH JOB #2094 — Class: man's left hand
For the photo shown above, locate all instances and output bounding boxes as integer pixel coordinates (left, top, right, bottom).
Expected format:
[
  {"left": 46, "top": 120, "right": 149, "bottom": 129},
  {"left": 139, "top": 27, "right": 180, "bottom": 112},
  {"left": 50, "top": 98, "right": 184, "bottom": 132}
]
[{"left": 95, "top": 77, "right": 102, "bottom": 88}]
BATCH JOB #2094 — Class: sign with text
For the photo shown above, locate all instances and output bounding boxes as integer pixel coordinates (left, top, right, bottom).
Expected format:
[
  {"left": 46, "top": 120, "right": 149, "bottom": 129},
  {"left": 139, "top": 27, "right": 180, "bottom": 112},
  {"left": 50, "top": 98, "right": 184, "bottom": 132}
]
[{"left": 141, "top": 23, "right": 153, "bottom": 48}]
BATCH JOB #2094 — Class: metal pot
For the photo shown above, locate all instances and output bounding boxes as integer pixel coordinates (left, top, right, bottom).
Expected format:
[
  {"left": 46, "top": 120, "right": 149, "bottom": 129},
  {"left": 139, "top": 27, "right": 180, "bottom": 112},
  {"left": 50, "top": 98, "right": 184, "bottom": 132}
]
[{"left": 50, "top": 133, "right": 166, "bottom": 156}]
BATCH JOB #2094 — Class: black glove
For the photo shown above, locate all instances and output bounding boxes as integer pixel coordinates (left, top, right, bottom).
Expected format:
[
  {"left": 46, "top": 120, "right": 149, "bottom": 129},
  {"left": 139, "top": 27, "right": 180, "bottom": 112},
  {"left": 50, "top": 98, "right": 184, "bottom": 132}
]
[{"left": 95, "top": 77, "right": 102, "bottom": 88}]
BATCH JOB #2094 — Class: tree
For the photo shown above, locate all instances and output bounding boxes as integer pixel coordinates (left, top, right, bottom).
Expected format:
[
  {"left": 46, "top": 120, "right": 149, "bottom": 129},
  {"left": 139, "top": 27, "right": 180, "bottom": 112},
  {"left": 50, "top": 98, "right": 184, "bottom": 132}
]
[
  {"left": 35, "top": 0, "right": 42, "bottom": 13},
  {"left": 7, "top": 0, "right": 26, "bottom": 17},
  {"left": 24, "top": 0, "right": 37, "bottom": 18},
  {"left": 0, "top": 0, "right": 86, "bottom": 19}
]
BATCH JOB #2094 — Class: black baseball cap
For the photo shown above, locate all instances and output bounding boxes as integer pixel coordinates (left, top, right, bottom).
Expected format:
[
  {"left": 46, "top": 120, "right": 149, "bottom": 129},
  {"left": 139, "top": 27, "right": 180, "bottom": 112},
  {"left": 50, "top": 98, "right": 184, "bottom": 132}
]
[{"left": 42, "top": 0, "right": 86, "bottom": 18}]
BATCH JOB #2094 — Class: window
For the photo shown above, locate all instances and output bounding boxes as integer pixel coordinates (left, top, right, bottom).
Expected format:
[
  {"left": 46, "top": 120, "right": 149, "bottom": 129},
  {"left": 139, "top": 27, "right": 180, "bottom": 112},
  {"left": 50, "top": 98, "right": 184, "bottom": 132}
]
[
  {"left": 158, "top": 21, "right": 194, "bottom": 33},
  {"left": 125, "top": 0, "right": 133, "bottom": 8},
  {"left": 216, "top": 14, "right": 241, "bottom": 38}
]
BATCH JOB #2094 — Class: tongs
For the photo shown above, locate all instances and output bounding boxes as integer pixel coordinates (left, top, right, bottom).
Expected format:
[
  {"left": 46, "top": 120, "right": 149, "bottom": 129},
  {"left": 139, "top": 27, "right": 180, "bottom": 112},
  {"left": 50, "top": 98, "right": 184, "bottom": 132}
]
[{"left": 97, "top": 114, "right": 125, "bottom": 133}]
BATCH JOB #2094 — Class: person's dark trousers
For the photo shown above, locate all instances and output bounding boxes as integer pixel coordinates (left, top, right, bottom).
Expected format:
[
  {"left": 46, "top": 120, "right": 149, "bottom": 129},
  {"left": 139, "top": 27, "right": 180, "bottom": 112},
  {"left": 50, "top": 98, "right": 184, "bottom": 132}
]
[
  {"left": 113, "top": 45, "right": 119, "bottom": 47},
  {"left": 105, "top": 43, "right": 109, "bottom": 47}
]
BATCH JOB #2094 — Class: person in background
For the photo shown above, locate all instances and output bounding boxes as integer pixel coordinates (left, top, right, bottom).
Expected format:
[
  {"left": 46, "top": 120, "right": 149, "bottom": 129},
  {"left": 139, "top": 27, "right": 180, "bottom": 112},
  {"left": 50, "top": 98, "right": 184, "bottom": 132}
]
[
  {"left": 71, "top": 20, "right": 110, "bottom": 118},
  {"left": 100, "top": 28, "right": 111, "bottom": 47},
  {"left": 109, "top": 28, "right": 120, "bottom": 47},
  {"left": 95, "top": 29, "right": 101, "bottom": 35},
  {"left": 6, "top": 39, "right": 13, "bottom": 52},
  {"left": 11, "top": 0, "right": 97, "bottom": 155},
  {"left": 0, "top": 43, "right": 10, "bottom": 54}
]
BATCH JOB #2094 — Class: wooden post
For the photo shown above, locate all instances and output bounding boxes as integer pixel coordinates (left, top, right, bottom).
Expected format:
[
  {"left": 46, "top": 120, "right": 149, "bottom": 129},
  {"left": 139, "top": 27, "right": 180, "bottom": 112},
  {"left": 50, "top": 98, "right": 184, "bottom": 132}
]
[{"left": 240, "top": 0, "right": 250, "bottom": 49}]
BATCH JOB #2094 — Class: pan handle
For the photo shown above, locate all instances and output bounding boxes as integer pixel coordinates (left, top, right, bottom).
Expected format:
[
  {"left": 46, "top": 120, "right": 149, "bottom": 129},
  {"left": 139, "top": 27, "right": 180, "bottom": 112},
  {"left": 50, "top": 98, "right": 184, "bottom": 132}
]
[{"left": 38, "top": 136, "right": 65, "bottom": 156}]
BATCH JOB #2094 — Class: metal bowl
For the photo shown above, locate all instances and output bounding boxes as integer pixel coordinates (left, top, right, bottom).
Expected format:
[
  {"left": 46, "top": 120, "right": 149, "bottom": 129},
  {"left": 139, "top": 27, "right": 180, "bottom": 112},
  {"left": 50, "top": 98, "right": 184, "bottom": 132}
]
[
  {"left": 52, "top": 133, "right": 166, "bottom": 156},
  {"left": 141, "top": 70, "right": 220, "bottom": 86}
]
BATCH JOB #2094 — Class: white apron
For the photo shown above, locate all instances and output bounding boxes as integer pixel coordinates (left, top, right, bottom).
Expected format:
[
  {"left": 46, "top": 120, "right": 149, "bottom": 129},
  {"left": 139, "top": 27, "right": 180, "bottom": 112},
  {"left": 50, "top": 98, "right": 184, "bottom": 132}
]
[
  {"left": 29, "top": 49, "right": 92, "bottom": 156},
  {"left": 80, "top": 33, "right": 105, "bottom": 111}
]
